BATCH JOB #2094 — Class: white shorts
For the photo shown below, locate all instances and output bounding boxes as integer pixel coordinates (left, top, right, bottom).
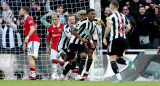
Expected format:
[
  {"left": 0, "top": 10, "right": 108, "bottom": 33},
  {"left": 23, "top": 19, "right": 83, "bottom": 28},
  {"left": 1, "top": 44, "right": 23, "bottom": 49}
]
[
  {"left": 50, "top": 49, "right": 64, "bottom": 61},
  {"left": 27, "top": 41, "right": 40, "bottom": 59}
]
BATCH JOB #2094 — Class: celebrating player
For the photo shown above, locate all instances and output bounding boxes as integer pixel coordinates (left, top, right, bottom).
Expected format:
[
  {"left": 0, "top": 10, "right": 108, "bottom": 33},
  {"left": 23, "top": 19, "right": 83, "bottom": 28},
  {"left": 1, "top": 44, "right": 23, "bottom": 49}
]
[
  {"left": 103, "top": 1, "right": 136, "bottom": 83},
  {"left": 19, "top": 6, "right": 41, "bottom": 80},
  {"left": 46, "top": 14, "right": 65, "bottom": 80},
  {"left": 57, "top": 14, "right": 76, "bottom": 80}
]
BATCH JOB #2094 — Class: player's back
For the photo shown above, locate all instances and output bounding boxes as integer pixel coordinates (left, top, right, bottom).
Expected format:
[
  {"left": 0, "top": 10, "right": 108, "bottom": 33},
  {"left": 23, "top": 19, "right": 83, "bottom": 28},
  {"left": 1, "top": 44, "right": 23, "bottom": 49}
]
[
  {"left": 23, "top": 16, "right": 40, "bottom": 43},
  {"left": 107, "top": 11, "right": 129, "bottom": 41}
]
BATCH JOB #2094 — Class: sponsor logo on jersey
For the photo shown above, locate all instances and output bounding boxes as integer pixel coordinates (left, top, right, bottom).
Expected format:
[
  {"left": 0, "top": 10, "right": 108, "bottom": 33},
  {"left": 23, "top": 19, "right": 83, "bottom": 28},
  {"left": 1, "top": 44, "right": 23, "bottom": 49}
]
[
  {"left": 83, "top": 29, "right": 90, "bottom": 35},
  {"left": 28, "top": 20, "right": 33, "bottom": 24}
]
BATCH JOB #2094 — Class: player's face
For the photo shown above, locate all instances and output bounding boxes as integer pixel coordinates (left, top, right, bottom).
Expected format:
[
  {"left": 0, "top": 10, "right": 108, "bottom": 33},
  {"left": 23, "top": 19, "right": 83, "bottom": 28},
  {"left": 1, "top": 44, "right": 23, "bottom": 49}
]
[
  {"left": 68, "top": 16, "right": 75, "bottom": 27},
  {"left": 139, "top": 7, "right": 146, "bottom": 15},
  {"left": 88, "top": 11, "right": 95, "bottom": 21},
  {"left": 52, "top": 17, "right": 59, "bottom": 25},
  {"left": 77, "top": 14, "right": 82, "bottom": 20},
  {"left": 19, "top": 9, "right": 25, "bottom": 18}
]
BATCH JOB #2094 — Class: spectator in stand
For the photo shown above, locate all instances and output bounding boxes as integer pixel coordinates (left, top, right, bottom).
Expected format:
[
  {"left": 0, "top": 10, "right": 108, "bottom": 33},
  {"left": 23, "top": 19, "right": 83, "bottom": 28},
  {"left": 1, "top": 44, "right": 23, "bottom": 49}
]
[
  {"left": 122, "top": 6, "right": 134, "bottom": 21},
  {"left": 126, "top": 0, "right": 142, "bottom": 14},
  {"left": 103, "top": 7, "right": 111, "bottom": 24},
  {"left": 32, "top": 1, "right": 46, "bottom": 51},
  {"left": 46, "top": 0, "right": 67, "bottom": 24},
  {"left": 127, "top": 19, "right": 141, "bottom": 49},
  {"left": 152, "top": 7, "right": 160, "bottom": 49},
  {"left": 127, "top": 2, "right": 156, "bottom": 49},
  {"left": 40, "top": 11, "right": 53, "bottom": 28}
]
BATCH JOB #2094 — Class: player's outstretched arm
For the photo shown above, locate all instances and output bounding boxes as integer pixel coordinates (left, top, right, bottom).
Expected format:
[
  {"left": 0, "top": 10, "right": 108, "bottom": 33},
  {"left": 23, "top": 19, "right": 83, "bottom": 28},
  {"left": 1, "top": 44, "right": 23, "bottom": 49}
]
[{"left": 103, "top": 22, "right": 112, "bottom": 46}]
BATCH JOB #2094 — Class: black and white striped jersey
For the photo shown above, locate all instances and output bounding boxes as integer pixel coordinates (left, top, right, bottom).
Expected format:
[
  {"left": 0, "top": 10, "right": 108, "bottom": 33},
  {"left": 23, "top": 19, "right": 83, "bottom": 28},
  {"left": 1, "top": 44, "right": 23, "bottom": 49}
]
[
  {"left": 106, "top": 11, "right": 129, "bottom": 41},
  {"left": 57, "top": 24, "right": 72, "bottom": 51},
  {"left": 70, "top": 18, "right": 97, "bottom": 45}
]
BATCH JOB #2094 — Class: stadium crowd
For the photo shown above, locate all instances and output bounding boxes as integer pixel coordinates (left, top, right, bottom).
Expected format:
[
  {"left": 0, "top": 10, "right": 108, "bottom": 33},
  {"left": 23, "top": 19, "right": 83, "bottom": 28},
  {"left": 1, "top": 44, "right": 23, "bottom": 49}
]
[
  {"left": 0, "top": 0, "right": 89, "bottom": 53},
  {"left": 102, "top": 0, "right": 160, "bottom": 49}
]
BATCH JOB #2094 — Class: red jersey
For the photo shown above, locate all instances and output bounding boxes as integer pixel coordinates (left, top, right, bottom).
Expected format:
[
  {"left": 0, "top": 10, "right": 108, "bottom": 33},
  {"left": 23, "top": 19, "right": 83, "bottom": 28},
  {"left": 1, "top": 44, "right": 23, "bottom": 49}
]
[
  {"left": 23, "top": 16, "right": 40, "bottom": 43},
  {"left": 47, "top": 23, "right": 64, "bottom": 50}
]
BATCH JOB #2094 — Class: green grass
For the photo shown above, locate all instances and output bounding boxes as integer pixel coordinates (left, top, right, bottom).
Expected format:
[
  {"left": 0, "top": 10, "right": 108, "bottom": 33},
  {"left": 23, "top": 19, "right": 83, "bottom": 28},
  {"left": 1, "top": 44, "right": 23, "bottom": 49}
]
[{"left": 0, "top": 81, "right": 160, "bottom": 86}]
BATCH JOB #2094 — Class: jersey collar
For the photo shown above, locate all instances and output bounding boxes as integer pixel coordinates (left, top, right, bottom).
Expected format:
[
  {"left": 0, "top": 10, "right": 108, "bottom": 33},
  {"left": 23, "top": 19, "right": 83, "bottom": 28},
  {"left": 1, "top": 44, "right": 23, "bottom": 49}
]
[
  {"left": 53, "top": 22, "right": 60, "bottom": 27},
  {"left": 24, "top": 15, "right": 29, "bottom": 21}
]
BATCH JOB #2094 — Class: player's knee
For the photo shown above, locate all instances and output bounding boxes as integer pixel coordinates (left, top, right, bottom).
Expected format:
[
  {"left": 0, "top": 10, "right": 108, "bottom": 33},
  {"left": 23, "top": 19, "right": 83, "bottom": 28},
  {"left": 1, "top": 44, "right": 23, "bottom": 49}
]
[
  {"left": 59, "top": 61, "right": 65, "bottom": 66},
  {"left": 80, "top": 52, "right": 87, "bottom": 58},
  {"left": 52, "top": 59, "right": 58, "bottom": 64},
  {"left": 88, "top": 53, "right": 93, "bottom": 59}
]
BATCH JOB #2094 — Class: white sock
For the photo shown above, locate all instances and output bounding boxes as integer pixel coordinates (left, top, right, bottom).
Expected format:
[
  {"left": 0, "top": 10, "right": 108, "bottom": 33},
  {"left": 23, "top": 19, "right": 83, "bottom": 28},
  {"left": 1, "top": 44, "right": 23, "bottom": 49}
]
[
  {"left": 125, "top": 61, "right": 129, "bottom": 65},
  {"left": 116, "top": 73, "right": 122, "bottom": 80},
  {"left": 30, "top": 71, "right": 36, "bottom": 78},
  {"left": 52, "top": 64, "right": 57, "bottom": 73}
]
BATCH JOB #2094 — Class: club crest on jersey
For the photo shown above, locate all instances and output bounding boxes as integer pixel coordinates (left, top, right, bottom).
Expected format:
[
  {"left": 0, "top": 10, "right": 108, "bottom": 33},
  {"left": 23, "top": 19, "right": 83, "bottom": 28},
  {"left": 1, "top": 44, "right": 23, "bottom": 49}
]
[
  {"left": 83, "top": 29, "right": 90, "bottom": 35},
  {"left": 58, "top": 28, "right": 62, "bottom": 32}
]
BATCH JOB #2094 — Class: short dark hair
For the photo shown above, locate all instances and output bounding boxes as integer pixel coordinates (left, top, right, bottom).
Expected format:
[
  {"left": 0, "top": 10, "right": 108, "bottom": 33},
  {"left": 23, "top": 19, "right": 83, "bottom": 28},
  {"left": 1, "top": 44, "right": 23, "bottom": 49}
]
[
  {"left": 21, "top": 6, "right": 30, "bottom": 13},
  {"left": 110, "top": 0, "right": 119, "bottom": 8},
  {"left": 139, "top": 6, "right": 146, "bottom": 9},
  {"left": 87, "top": 9, "right": 95, "bottom": 15}
]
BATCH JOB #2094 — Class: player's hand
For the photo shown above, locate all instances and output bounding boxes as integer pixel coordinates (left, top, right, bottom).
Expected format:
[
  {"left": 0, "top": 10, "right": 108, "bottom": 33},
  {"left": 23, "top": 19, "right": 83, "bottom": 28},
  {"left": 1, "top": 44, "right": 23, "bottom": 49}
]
[
  {"left": 103, "top": 38, "right": 108, "bottom": 46},
  {"left": 22, "top": 43, "right": 26, "bottom": 50},
  {"left": 47, "top": 48, "right": 50, "bottom": 54},
  {"left": 81, "top": 38, "right": 88, "bottom": 43},
  {"left": 46, "top": 11, "right": 53, "bottom": 16},
  {"left": 24, "top": 38, "right": 28, "bottom": 44},
  {"left": 90, "top": 43, "right": 95, "bottom": 49},
  {"left": 126, "top": 2, "right": 130, "bottom": 7}
]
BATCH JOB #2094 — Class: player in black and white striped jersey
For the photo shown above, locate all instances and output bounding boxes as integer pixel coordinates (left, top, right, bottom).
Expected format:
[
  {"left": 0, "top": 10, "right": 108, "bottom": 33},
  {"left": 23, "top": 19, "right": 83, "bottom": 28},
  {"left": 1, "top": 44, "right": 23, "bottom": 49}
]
[
  {"left": 64, "top": 9, "right": 97, "bottom": 81},
  {"left": 56, "top": 14, "right": 76, "bottom": 80},
  {"left": 103, "top": 0, "right": 136, "bottom": 83}
]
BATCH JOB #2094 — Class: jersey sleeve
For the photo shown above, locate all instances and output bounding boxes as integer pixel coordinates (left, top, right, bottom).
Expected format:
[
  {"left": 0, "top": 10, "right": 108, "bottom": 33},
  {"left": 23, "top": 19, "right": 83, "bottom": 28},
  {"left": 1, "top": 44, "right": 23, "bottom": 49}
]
[
  {"left": 73, "top": 21, "right": 85, "bottom": 30},
  {"left": 64, "top": 26, "right": 71, "bottom": 35},
  {"left": 28, "top": 18, "right": 35, "bottom": 27},
  {"left": 46, "top": 27, "right": 51, "bottom": 41},
  {"left": 106, "top": 15, "right": 113, "bottom": 24}
]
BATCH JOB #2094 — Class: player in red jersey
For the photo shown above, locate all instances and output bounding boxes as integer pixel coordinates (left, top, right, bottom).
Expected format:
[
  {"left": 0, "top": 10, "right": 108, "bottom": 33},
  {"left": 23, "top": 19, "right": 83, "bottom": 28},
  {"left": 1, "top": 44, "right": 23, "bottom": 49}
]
[
  {"left": 46, "top": 14, "right": 65, "bottom": 80},
  {"left": 19, "top": 6, "right": 41, "bottom": 80}
]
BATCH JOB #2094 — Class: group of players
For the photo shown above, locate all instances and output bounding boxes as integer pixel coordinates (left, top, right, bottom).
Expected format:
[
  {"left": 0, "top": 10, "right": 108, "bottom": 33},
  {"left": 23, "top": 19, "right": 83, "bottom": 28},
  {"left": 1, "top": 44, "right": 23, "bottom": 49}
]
[{"left": 19, "top": 0, "right": 136, "bottom": 82}]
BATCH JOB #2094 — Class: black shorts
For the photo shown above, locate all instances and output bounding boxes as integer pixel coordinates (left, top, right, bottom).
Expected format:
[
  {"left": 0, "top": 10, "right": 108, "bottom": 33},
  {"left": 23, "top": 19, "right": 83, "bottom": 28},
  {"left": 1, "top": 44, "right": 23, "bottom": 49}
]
[
  {"left": 108, "top": 37, "right": 129, "bottom": 57},
  {"left": 66, "top": 43, "right": 88, "bottom": 60}
]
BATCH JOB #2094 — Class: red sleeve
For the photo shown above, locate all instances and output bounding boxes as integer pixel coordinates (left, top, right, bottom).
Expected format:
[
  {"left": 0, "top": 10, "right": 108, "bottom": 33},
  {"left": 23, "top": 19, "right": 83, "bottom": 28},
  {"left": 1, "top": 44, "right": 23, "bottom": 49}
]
[
  {"left": 46, "top": 27, "right": 51, "bottom": 41},
  {"left": 28, "top": 18, "right": 35, "bottom": 28}
]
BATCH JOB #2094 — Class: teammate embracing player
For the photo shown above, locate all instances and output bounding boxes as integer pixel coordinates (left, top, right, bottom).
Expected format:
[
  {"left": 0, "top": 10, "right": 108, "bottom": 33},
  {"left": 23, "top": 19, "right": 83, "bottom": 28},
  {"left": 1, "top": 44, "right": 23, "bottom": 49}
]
[
  {"left": 19, "top": 6, "right": 41, "bottom": 80},
  {"left": 103, "top": 0, "right": 136, "bottom": 83}
]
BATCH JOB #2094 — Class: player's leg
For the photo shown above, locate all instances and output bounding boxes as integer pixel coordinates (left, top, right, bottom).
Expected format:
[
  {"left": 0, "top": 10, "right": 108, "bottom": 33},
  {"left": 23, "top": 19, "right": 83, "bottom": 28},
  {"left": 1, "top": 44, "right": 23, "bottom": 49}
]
[
  {"left": 76, "top": 45, "right": 88, "bottom": 81},
  {"left": 60, "top": 44, "right": 77, "bottom": 80},
  {"left": 50, "top": 49, "right": 59, "bottom": 79},
  {"left": 27, "top": 55, "right": 36, "bottom": 80},
  {"left": 110, "top": 55, "right": 123, "bottom": 83},
  {"left": 25, "top": 41, "right": 40, "bottom": 80},
  {"left": 81, "top": 48, "right": 94, "bottom": 80}
]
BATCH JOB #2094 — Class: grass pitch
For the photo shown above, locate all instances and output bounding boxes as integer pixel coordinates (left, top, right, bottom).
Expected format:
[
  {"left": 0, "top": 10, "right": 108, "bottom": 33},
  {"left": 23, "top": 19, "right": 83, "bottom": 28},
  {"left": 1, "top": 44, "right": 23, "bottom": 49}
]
[{"left": 0, "top": 80, "right": 160, "bottom": 86}]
